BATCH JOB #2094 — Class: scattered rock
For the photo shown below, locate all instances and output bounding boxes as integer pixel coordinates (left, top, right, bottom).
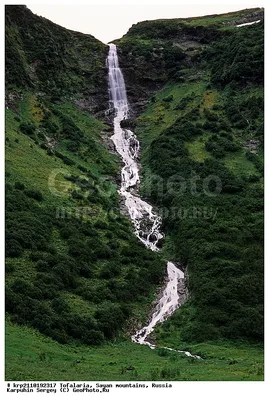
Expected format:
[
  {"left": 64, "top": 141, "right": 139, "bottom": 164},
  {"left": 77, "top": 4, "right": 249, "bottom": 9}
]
[
  {"left": 101, "top": 131, "right": 117, "bottom": 153},
  {"left": 228, "top": 10, "right": 264, "bottom": 26},
  {"left": 5, "top": 91, "right": 24, "bottom": 111},
  {"left": 243, "top": 139, "right": 260, "bottom": 153}
]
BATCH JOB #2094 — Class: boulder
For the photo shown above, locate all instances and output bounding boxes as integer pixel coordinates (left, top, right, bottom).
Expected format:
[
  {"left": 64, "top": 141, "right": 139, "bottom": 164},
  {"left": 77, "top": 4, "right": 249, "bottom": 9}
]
[{"left": 120, "top": 118, "right": 136, "bottom": 129}]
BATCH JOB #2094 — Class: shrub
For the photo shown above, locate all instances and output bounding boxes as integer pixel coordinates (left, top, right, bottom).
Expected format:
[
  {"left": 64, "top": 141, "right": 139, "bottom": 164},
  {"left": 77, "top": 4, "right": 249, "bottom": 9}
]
[
  {"left": 19, "top": 122, "right": 36, "bottom": 137},
  {"left": 14, "top": 182, "right": 25, "bottom": 190},
  {"left": 99, "top": 262, "right": 120, "bottom": 279},
  {"left": 157, "top": 348, "right": 169, "bottom": 357},
  {"left": 41, "top": 120, "right": 58, "bottom": 134},
  {"left": 77, "top": 165, "right": 88, "bottom": 173},
  {"left": 82, "top": 330, "right": 104, "bottom": 345},
  {"left": 36, "top": 260, "right": 50, "bottom": 272},
  {"left": 163, "top": 95, "right": 174, "bottom": 102},
  {"left": 6, "top": 239, "right": 23, "bottom": 258},
  {"left": 5, "top": 262, "right": 15, "bottom": 273},
  {"left": 51, "top": 297, "right": 70, "bottom": 314},
  {"left": 24, "top": 189, "right": 43, "bottom": 201}
]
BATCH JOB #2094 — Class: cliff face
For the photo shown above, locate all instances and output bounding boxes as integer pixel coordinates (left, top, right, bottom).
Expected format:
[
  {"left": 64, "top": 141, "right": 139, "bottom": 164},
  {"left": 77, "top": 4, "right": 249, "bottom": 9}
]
[
  {"left": 5, "top": 5, "right": 109, "bottom": 115},
  {"left": 115, "top": 7, "right": 264, "bottom": 116}
]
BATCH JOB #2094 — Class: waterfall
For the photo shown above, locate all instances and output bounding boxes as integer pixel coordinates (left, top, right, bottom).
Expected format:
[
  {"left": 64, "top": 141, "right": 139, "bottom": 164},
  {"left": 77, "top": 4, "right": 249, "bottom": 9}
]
[
  {"left": 106, "top": 44, "right": 200, "bottom": 359},
  {"left": 107, "top": 43, "right": 162, "bottom": 252}
]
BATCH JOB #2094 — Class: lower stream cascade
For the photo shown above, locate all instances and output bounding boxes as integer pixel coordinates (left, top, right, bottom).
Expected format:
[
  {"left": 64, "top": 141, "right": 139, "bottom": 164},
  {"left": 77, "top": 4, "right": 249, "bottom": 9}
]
[{"left": 107, "top": 43, "right": 200, "bottom": 359}]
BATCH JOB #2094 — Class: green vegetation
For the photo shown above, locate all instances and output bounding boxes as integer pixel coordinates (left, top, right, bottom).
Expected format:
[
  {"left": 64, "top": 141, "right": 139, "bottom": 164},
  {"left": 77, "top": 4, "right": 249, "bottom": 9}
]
[
  {"left": 6, "top": 320, "right": 264, "bottom": 381},
  {"left": 116, "top": 37, "right": 185, "bottom": 86},
  {"left": 125, "top": 8, "right": 262, "bottom": 35},
  {"left": 5, "top": 5, "right": 108, "bottom": 104},
  {"left": 123, "top": 19, "right": 264, "bottom": 344},
  {"left": 5, "top": 5, "right": 264, "bottom": 381},
  {"left": 205, "top": 21, "right": 264, "bottom": 87},
  {"left": 185, "top": 135, "right": 210, "bottom": 162},
  {"left": 6, "top": 89, "right": 166, "bottom": 346}
]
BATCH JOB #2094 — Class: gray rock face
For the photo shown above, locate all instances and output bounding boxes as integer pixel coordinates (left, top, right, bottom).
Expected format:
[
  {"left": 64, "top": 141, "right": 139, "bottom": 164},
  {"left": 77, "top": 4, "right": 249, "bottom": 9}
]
[{"left": 229, "top": 10, "right": 264, "bottom": 26}]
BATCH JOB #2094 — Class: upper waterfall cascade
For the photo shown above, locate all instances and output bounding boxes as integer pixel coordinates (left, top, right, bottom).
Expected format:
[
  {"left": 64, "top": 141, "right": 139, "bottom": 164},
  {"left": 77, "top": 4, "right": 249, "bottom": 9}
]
[
  {"left": 107, "top": 43, "right": 162, "bottom": 251},
  {"left": 107, "top": 44, "right": 200, "bottom": 359}
]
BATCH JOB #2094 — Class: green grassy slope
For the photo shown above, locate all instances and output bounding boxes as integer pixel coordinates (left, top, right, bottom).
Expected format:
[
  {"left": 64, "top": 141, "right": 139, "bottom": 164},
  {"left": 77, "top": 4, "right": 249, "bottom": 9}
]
[
  {"left": 5, "top": 5, "right": 108, "bottom": 109},
  {"left": 125, "top": 8, "right": 263, "bottom": 36},
  {"left": 118, "top": 18, "right": 264, "bottom": 345},
  {"left": 6, "top": 320, "right": 264, "bottom": 381},
  {"left": 5, "top": 5, "right": 264, "bottom": 381},
  {"left": 5, "top": 90, "right": 166, "bottom": 348},
  {"left": 115, "top": 7, "right": 263, "bottom": 111}
]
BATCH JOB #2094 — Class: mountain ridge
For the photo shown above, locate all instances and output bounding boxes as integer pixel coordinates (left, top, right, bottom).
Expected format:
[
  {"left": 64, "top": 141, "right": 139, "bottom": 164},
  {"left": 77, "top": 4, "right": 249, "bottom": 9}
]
[{"left": 5, "top": 5, "right": 264, "bottom": 381}]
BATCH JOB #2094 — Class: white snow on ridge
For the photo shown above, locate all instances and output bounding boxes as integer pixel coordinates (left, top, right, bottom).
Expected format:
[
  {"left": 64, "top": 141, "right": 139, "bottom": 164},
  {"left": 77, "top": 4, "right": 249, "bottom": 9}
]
[{"left": 236, "top": 20, "right": 261, "bottom": 27}]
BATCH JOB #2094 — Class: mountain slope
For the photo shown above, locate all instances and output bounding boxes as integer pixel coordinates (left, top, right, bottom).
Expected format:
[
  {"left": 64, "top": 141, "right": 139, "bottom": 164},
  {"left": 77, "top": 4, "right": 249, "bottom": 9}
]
[
  {"left": 5, "top": 5, "right": 108, "bottom": 114},
  {"left": 115, "top": 7, "right": 263, "bottom": 114},
  {"left": 6, "top": 318, "right": 264, "bottom": 381},
  {"left": 116, "top": 9, "right": 264, "bottom": 343},
  {"left": 5, "top": 5, "right": 166, "bottom": 347},
  {"left": 5, "top": 6, "right": 264, "bottom": 381}
]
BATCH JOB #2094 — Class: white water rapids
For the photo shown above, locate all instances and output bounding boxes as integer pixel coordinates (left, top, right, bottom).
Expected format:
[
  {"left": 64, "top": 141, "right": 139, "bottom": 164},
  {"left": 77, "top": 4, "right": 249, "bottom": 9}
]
[
  {"left": 107, "top": 43, "right": 162, "bottom": 252},
  {"left": 107, "top": 44, "right": 200, "bottom": 359}
]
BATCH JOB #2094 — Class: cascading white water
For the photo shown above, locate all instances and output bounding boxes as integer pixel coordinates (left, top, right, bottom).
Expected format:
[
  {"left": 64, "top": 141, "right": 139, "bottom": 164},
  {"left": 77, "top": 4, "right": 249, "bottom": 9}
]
[
  {"left": 107, "top": 43, "right": 162, "bottom": 251},
  {"left": 132, "top": 262, "right": 185, "bottom": 348},
  {"left": 107, "top": 44, "right": 200, "bottom": 359}
]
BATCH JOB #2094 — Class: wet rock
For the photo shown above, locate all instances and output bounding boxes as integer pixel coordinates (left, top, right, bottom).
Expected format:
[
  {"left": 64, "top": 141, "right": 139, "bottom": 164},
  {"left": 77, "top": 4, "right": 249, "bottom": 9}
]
[
  {"left": 157, "top": 237, "right": 165, "bottom": 248},
  {"left": 120, "top": 118, "right": 136, "bottom": 129},
  {"left": 101, "top": 132, "right": 117, "bottom": 153},
  {"left": 148, "top": 233, "right": 158, "bottom": 242}
]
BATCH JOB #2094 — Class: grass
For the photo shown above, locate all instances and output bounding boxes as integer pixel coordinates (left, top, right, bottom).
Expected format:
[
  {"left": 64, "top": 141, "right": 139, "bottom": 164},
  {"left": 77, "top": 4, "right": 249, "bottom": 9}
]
[
  {"left": 185, "top": 8, "right": 262, "bottom": 27},
  {"left": 5, "top": 319, "right": 263, "bottom": 381},
  {"left": 62, "top": 292, "right": 97, "bottom": 318},
  {"left": 5, "top": 254, "right": 37, "bottom": 283},
  {"left": 136, "top": 76, "right": 262, "bottom": 181},
  {"left": 185, "top": 134, "right": 210, "bottom": 162},
  {"left": 136, "top": 80, "right": 207, "bottom": 151},
  {"left": 201, "top": 89, "right": 219, "bottom": 110},
  {"left": 186, "top": 137, "right": 259, "bottom": 176},
  {"left": 6, "top": 6, "right": 263, "bottom": 383},
  {"left": 5, "top": 108, "right": 77, "bottom": 207},
  {"left": 5, "top": 90, "right": 168, "bottom": 358},
  {"left": 5, "top": 96, "right": 118, "bottom": 210},
  {"left": 224, "top": 150, "right": 259, "bottom": 177}
]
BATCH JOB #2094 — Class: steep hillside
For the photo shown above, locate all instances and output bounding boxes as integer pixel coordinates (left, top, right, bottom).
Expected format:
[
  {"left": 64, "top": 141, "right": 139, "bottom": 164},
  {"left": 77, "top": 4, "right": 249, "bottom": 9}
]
[
  {"left": 115, "top": 8, "right": 263, "bottom": 114},
  {"left": 116, "top": 9, "right": 264, "bottom": 344},
  {"left": 5, "top": 5, "right": 108, "bottom": 114},
  {"left": 5, "top": 5, "right": 264, "bottom": 381},
  {"left": 5, "top": 5, "right": 166, "bottom": 347}
]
